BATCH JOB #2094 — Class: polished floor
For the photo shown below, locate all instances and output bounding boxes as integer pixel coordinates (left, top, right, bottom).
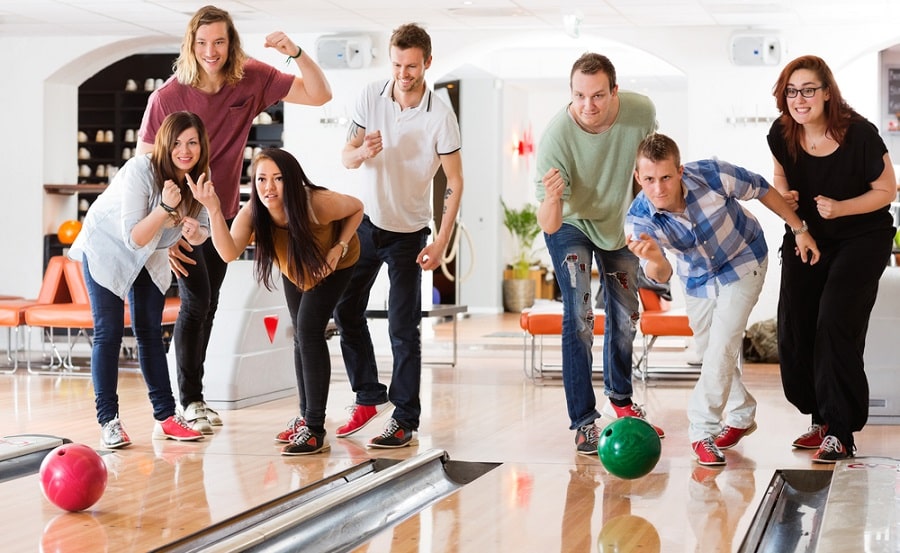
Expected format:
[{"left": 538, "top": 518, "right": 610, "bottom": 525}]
[{"left": 3, "top": 312, "right": 899, "bottom": 552}]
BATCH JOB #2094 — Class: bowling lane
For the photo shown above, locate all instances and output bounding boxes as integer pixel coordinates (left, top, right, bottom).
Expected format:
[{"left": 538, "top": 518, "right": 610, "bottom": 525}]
[
  {"left": 6, "top": 313, "right": 900, "bottom": 552},
  {"left": 0, "top": 438, "right": 372, "bottom": 552},
  {"left": 347, "top": 460, "right": 767, "bottom": 552}
]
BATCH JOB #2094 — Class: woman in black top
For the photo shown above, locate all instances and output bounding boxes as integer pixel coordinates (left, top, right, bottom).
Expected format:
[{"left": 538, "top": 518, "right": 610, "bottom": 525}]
[{"left": 767, "top": 55, "right": 897, "bottom": 463}]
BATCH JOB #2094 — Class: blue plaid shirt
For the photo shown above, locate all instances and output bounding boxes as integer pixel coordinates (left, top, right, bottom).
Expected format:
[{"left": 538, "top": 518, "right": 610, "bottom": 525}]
[{"left": 625, "top": 159, "right": 770, "bottom": 298}]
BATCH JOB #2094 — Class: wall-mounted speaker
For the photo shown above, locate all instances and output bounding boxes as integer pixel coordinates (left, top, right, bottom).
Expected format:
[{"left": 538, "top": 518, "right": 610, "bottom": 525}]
[
  {"left": 315, "top": 34, "right": 373, "bottom": 69},
  {"left": 730, "top": 34, "right": 781, "bottom": 66}
]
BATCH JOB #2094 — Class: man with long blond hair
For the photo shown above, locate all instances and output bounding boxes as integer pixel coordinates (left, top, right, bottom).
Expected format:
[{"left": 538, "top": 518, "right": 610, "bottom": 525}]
[{"left": 137, "top": 4, "right": 332, "bottom": 434}]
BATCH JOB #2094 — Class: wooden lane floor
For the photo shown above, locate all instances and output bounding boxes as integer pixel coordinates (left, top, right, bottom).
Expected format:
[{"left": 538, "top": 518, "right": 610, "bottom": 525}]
[{"left": 2, "top": 312, "right": 899, "bottom": 551}]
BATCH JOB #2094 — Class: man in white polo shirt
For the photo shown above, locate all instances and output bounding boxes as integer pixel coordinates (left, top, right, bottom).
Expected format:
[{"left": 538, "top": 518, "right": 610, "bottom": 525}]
[{"left": 334, "top": 23, "right": 464, "bottom": 448}]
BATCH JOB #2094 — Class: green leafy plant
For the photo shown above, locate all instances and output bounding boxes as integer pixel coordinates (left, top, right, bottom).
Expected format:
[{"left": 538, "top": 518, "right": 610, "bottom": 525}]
[{"left": 501, "top": 199, "right": 542, "bottom": 279}]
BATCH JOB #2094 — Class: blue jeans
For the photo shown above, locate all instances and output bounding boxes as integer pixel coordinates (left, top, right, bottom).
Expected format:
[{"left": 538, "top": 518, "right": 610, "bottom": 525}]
[
  {"left": 544, "top": 224, "right": 640, "bottom": 429},
  {"left": 83, "top": 257, "right": 176, "bottom": 425},
  {"left": 173, "top": 224, "right": 230, "bottom": 408},
  {"left": 282, "top": 268, "right": 352, "bottom": 431},
  {"left": 334, "top": 216, "right": 428, "bottom": 430}
]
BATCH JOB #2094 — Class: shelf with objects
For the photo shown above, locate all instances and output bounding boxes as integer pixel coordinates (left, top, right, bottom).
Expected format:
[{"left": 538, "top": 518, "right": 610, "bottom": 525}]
[
  {"left": 73, "top": 53, "right": 177, "bottom": 224},
  {"left": 240, "top": 102, "right": 285, "bottom": 184}
]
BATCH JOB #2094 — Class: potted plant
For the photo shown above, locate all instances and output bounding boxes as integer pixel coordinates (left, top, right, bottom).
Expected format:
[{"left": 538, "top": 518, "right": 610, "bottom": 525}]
[{"left": 501, "top": 199, "right": 542, "bottom": 312}]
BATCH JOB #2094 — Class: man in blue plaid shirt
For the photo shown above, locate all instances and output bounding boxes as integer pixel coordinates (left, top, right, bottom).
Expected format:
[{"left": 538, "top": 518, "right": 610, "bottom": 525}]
[{"left": 626, "top": 133, "right": 819, "bottom": 466}]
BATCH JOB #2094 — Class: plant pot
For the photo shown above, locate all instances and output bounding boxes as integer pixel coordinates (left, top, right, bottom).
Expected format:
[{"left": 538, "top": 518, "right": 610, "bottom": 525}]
[{"left": 502, "top": 278, "right": 535, "bottom": 313}]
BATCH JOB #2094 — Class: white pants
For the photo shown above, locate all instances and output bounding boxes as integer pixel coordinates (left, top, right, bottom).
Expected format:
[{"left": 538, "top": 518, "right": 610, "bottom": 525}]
[{"left": 685, "top": 259, "right": 766, "bottom": 442}]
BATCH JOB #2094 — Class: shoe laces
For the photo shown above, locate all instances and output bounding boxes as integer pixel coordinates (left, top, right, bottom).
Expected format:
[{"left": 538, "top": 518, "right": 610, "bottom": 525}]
[
  {"left": 286, "top": 416, "right": 304, "bottom": 431},
  {"left": 698, "top": 437, "right": 720, "bottom": 455},
  {"left": 715, "top": 425, "right": 735, "bottom": 439},
  {"left": 171, "top": 414, "right": 193, "bottom": 430},
  {"left": 803, "top": 424, "right": 826, "bottom": 438},
  {"left": 579, "top": 423, "right": 600, "bottom": 445},
  {"left": 378, "top": 418, "right": 401, "bottom": 438},
  {"left": 290, "top": 426, "right": 312, "bottom": 445},
  {"left": 105, "top": 419, "right": 125, "bottom": 440},
  {"left": 627, "top": 403, "right": 648, "bottom": 418},
  {"left": 819, "top": 435, "right": 843, "bottom": 454}
]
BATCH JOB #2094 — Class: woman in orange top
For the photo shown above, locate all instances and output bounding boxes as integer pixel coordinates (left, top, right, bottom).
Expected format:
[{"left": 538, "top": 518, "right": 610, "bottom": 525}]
[{"left": 191, "top": 147, "right": 362, "bottom": 455}]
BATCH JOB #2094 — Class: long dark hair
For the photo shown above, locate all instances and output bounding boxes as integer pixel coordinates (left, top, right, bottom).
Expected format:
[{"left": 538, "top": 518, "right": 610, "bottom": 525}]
[
  {"left": 150, "top": 111, "right": 209, "bottom": 220},
  {"left": 249, "top": 148, "right": 329, "bottom": 290},
  {"left": 772, "top": 55, "right": 862, "bottom": 161}
]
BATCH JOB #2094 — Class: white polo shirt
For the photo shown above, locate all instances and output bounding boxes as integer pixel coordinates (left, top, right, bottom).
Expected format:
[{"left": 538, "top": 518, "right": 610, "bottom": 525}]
[{"left": 351, "top": 79, "right": 461, "bottom": 233}]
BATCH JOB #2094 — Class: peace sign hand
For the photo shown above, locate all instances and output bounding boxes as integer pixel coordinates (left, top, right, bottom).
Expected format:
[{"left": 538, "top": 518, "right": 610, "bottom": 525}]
[{"left": 186, "top": 173, "right": 219, "bottom": 212}]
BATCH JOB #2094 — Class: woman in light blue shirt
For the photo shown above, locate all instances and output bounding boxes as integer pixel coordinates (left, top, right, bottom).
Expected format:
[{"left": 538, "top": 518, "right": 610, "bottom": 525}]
[{"left": 69, "top": 111, "right": 211, "bottom": 449}]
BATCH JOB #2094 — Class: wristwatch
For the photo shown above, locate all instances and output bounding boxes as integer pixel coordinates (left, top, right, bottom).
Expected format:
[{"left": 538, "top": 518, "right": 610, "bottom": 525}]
[{"left": 792, "top": 220, "right": 808, "bottom": 236}]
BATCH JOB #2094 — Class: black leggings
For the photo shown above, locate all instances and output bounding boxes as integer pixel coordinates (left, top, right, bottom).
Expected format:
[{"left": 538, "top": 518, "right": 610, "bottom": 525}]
[
  {"left": 777, "top": 229, "right": 892, "bottom": 447},
  {"left": 282, "top": 268, "right": 353, "bottom": 431},
  {"left": 174, "top": 234, "right": 230, "bottom": 407}
]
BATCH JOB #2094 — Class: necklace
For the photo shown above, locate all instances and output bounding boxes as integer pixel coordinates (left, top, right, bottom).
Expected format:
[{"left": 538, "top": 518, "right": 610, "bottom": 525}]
[{"left": 808, "top": 130, "right": 829, "bottom": 151}]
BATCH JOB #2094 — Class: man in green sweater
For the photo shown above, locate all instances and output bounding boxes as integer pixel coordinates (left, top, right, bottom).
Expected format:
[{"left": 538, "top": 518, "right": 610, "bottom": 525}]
[{"left": 535, "top": 52, "right": 663, "bottom": 455}]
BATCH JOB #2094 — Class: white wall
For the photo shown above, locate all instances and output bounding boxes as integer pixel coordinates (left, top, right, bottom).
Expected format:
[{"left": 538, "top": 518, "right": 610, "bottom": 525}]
[{"left": 3, "top": 24, "right": 900, "bottom": 322}]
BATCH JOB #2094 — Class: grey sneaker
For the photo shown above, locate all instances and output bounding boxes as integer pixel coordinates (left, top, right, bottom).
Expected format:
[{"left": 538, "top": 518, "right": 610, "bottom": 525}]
[
  {"left": 575, "top": 423, "right": 600, "bottom": 456},
  {"left": 202, "top": 402, "right": 222, "bottom": 426},
  {"left": 183, "top": 401, "right": 213, "bottom": 435},
  {"left": 101, "top": 417, "right": 132, "bottom": 449}
]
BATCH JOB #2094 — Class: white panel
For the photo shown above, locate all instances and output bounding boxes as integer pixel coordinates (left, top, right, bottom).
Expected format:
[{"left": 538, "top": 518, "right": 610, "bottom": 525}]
[{"left": 730, "top": 34, "right": 781, "bottom": 66}]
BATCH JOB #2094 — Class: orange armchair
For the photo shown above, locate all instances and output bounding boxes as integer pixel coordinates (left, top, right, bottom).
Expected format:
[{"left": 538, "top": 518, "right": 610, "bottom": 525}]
[
  {"left": 24, "top": 258, "right": 181, "bottom": 374},
  {"left": 0, "top": 256, "right": 70, "bottom": 373},
  {"left": 634, "top": 288, "right": 697, "bottom": 381}
]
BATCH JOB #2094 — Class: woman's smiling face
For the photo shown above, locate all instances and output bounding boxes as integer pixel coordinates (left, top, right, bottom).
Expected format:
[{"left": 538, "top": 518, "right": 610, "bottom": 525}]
[{"left": 786, "top": 68, "right": 831, "bottom": 125}]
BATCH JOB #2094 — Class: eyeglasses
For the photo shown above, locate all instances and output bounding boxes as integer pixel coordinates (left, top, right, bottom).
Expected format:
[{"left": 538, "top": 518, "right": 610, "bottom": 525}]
[{"left": 785, "top": 86, "right": 825, "bottom": 98}]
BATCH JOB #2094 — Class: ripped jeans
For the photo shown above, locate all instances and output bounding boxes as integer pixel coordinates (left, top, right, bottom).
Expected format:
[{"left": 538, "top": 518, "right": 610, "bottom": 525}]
[{"left": 545, "top": 224, "right": 640, "bottom": 429}]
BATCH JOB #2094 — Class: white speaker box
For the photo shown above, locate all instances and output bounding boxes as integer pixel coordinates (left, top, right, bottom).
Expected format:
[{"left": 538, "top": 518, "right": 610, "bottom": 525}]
[
  {"left": 730, "top": 34, "right": 781, "bottom": 66},
  {"left": 315, "top": 34, "right": 373, "bottom": 69}
]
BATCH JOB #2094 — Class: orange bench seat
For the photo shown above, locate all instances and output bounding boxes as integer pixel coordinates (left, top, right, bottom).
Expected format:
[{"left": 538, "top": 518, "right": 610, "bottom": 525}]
[{"left": 519, "top": 301, "right": 605, "bottom": 380}]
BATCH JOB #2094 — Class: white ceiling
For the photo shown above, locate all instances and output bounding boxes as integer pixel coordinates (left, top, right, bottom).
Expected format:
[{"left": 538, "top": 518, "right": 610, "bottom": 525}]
[{"left": 0, "top": 0, "right": 897, "bottom": 38}]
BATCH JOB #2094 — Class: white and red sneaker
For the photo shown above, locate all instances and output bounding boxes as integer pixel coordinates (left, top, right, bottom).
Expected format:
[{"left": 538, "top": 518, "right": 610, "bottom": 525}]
[
  {"left": 692, "top": 437, "right": 726, "bottom": 466},
  {"left": 275, "top": 416, "right": 306, "bottom": 443},
  {"left": 336, "top": 402, "right": 390, "bottom": 437},
  {"left": 603, "top": 401, "right": 666, "bottom": 438},
  {"left": 153, "top": 414, "right": 204, "bottom": 441},
  {"left": 792, "top": 424, "right": 828, "bottom": 449},
  {"left": 714, "top": 421, "right": 757, "bottom": 450}
]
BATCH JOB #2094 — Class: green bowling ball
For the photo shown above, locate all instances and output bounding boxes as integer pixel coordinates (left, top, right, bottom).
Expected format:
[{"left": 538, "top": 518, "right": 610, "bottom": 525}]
[{"left": 597, "top": 417, "right": 661, "bottom": 479}]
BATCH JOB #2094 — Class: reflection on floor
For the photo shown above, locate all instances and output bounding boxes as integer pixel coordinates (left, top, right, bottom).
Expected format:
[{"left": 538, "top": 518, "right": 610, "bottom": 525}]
[{"left": 2, "top": 312, "right": 899, "bottom": 552}]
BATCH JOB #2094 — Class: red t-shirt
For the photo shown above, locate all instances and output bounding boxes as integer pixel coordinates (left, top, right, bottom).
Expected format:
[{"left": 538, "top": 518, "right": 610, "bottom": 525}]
[{"left": 139, "top": 58, "right": 294, "bottom": 218}]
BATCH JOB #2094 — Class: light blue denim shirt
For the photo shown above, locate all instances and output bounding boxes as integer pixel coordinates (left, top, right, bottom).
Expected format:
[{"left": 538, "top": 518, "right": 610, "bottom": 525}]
[{"left": 68, "top": 154, "right": 209, "bottom": 298}]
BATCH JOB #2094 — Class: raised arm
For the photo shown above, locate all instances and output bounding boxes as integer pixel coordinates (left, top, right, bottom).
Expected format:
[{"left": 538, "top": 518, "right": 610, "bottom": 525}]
[
  {"left": 538, "top": 168, "right": 565, "bottom": 234},
  {"left": 187, "top": 174, "right": 253, "bottom": 261},
  {"left": 342, "top": 123, "right": 382, "bottom": 170},
  {"left": 265, "top": 31, "right": 332, "bottom": 106}
]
